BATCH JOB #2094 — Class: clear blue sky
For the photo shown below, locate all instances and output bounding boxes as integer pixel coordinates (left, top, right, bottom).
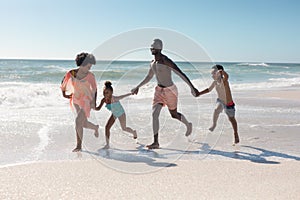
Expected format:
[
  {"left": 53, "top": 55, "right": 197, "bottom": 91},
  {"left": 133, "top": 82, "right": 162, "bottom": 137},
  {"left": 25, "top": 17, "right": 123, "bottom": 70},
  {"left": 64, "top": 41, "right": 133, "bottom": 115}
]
[{"left": 1, "top": 0, "right": 299, "bottom": 62}]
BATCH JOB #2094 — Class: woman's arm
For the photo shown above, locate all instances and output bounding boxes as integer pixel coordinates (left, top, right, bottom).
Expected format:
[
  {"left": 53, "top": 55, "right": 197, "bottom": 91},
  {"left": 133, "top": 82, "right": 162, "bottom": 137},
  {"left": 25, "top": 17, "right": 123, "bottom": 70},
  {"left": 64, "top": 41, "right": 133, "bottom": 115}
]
[
  {"left": 91, "top": 90, "right": 97, "bottom": 109},
  {"left": 61, "top": 71, "right": 73, "bottom": 99}
]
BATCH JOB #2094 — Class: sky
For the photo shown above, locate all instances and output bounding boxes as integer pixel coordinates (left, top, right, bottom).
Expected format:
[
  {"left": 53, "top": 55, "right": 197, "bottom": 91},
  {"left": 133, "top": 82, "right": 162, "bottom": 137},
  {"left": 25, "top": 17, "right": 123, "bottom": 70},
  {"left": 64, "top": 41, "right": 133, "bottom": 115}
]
[{"left": 0, "top": 0, "right": 299, "bottom": 62}]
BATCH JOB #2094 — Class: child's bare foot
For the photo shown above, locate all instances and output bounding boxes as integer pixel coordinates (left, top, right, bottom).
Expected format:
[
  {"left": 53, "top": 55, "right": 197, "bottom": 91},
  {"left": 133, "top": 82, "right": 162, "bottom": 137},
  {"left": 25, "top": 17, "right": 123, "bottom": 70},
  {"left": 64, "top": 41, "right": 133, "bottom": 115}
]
[
  {"left": 209, "top": 124, "right": 216, "bottom": 132},
  {"left": 72, "top": 147, "right": 81, "bottom": 152},
  {"left": 185, "top": 123, "right": 192, "bottom": 136},
  {"left": 94, "top": 125, "right": 99, "bottom": 138},
  {"left": 103, "top": 144, "right": 110, "bottom": 149},
  {"left": 133, "top": 130, "right": 137, "bottom": 139}
]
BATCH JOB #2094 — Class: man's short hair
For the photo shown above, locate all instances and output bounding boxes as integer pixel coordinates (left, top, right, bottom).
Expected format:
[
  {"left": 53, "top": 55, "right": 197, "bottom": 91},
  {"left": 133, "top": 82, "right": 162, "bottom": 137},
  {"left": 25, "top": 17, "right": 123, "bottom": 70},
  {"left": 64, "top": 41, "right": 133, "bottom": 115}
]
[
  {"left": 212, "top": 64, "right": 224, "bottom": 71},
  {"left": 152, "top": 39, "right": 163, "bottom": 50}
]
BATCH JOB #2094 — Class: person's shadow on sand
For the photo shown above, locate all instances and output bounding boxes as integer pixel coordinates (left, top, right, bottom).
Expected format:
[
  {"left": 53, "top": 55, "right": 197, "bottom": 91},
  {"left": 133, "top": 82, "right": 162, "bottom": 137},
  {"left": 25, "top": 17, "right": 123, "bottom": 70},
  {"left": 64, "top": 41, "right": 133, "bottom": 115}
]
[
  {"left": 81, "top": 144, "right": 177, "bottom": 169},
  {"left": 154, "top": 142, "right": 300, "bottom": 164},
  {"left": 198, "top": 143, "right": 300, "bottom": 164},
  {"left": 81, "top": 142, "right": 300, "bottom": 166}
]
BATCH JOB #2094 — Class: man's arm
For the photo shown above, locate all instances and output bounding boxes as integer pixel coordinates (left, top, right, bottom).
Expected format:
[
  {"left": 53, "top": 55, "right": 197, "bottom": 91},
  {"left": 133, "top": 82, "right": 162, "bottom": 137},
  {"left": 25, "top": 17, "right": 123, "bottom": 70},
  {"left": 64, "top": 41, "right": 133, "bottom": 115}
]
[
  {"left": 164, "top": 57, "right": 199, "bottom": 96},
  {"left": 131, "top": 66, "right": 154, "bottom": 94}
]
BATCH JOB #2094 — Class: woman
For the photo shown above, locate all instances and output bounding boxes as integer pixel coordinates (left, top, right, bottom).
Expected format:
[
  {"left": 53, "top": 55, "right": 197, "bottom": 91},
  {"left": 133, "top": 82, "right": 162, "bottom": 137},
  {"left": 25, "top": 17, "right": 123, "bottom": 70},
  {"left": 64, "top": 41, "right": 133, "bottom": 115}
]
[{"left": 61, "top": 52, "right": 99, "bottom": 152}]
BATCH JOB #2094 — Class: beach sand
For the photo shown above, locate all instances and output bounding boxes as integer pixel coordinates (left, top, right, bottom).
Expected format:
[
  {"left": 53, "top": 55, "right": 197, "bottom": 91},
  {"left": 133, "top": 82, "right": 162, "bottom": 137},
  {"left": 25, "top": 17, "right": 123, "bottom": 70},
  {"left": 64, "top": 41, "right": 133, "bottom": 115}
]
[{"left": 1, "top": 160, "right": 300, "bottom": 199}]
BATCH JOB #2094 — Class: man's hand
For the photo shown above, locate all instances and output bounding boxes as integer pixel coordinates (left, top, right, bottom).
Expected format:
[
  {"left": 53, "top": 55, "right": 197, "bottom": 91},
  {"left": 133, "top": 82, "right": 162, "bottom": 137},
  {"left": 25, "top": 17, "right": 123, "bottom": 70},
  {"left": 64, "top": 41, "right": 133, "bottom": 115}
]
[{"left": 131, "top": 87, "right": 139, "bottom": 95}]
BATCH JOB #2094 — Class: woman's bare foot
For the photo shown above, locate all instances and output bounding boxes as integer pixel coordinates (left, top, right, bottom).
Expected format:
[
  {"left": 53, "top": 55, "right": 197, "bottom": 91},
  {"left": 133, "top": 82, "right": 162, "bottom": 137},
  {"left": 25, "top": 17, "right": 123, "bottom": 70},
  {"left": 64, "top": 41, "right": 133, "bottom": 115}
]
[
  {"left": 133, "top": 130, "right": 137, "bottom": 139},
  {"left": 94, "top": 125, "right": 99, "bottom": 138},
  {"left": 103, "top": 144, "right": 110, "bottom": 149}
]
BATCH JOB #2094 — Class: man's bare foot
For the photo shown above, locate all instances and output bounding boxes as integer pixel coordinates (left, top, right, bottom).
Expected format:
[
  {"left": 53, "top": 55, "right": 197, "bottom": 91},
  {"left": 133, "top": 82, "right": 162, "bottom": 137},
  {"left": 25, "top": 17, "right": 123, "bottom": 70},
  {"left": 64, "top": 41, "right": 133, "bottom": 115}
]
[
  {"left": 146, "top": 142, "right": 159, "bottom": 149},
  {"left": 94, "top": 125, "right": 99, "bottom": 138},
  {"left": 103, "top": 144, "right": 110, "bottom": 149},
  {"left": 72, "top": 147, "right": 81, "bottom": 152},
  {"left": 209, "top": 124, "right": 216, "bottom": 132},
  {"left": 185, "top": 123, "right": 192, "bottom": 137},
  {"left": 133, "top": 130, "right": 137, "bottom": 139}
]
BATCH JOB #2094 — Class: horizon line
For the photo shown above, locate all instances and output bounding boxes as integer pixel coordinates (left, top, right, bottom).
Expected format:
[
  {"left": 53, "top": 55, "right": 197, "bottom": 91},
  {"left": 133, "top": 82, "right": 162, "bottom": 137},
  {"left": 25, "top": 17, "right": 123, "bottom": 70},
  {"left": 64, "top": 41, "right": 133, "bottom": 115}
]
[{"left": 0, "top": 57, "right": 299, "bottom": 64}]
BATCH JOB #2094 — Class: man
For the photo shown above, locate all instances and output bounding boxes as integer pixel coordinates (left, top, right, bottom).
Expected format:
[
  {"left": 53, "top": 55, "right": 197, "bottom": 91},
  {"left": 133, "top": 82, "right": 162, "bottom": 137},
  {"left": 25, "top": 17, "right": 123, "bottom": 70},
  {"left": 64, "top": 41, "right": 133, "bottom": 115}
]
[{"left": 131, "top": 39, "right": 199, "bottom": 149}]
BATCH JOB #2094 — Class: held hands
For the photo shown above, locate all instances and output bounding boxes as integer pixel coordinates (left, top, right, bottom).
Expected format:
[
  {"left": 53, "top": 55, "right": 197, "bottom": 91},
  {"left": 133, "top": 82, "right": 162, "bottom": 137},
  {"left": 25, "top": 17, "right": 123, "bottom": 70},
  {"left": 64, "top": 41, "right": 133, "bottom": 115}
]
[
  {"left": 95, "top": 98, "right": 105, "bottom": 111},
  {"left": 95, "top": 106, "right": 101, "bottom": 111},
  {"left": 131, "top": 87, "right": 139, "bottom": 95},
  {"left": 191, "top": 87, "right": 200, "bottom": 97}
]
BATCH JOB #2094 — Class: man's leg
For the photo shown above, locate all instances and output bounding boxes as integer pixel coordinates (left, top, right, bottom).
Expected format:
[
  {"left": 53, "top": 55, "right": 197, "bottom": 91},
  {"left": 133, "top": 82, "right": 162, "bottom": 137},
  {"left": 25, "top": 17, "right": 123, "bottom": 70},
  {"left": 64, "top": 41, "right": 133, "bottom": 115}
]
[
  {"left": 146, "top": 103, "right": 163, "bottom": 149},
  {"left": 169, "top": 108, "right": 192, "bottom": 136}
]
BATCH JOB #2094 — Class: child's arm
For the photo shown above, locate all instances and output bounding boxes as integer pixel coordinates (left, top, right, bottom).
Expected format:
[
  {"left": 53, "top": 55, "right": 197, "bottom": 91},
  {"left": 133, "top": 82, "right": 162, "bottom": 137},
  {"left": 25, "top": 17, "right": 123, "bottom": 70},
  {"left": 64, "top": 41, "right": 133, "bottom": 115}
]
[
  {"left": 219, "top": 70, "right": 229, "bottom": 81},
  {"left": 113, "top": 93, "right": 132, "bottom": 101},
  {"left": 197, "top": 81, "right": 216, "bottom": 97},
  {"left": 197, "top": 88, "right": 210, "bottom": 96},
  {"left": 95, "top": 98, "right": 105, "bottom": 111}
]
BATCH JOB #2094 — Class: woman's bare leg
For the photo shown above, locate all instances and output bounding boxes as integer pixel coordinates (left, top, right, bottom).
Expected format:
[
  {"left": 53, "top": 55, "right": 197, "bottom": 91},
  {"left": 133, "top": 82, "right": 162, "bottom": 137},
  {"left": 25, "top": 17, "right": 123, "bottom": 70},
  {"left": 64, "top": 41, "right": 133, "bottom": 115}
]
[
  {"left": 83, "top": 121, "right": 99, "bottom": 138},
  {"left": 73, "top": 106, "right": 86, "bottom": 152}
]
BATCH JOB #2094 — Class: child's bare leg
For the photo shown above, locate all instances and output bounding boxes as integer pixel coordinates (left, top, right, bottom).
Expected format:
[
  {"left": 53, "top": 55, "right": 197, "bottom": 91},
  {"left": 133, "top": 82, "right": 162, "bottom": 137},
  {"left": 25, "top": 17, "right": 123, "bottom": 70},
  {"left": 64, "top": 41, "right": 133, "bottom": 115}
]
[
  {"left": 118, "top": 114, "right": 137, "bottom": 139},
  {"left": 105, "top": 114, "right": 115, "bottom": 148},
  {"left": 209, "top": 104, "right": 223, "bottom": 132},
  {"left": 84, "top": 121, "right": 99, "bottom": 138},
  {"left": 229, "top": 116, "right": 239, "bottom": 144}
]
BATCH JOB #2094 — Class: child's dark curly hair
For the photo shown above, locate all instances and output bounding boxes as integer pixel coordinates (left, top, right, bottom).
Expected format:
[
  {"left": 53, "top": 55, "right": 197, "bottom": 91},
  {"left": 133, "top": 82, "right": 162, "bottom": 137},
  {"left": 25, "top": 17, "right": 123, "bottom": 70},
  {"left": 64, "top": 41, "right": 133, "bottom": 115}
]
[
  {"left": 75, "top": 52, "right": 96, "bottom": 66},
  {"left": 104, "top": 81, "right": 113, "bottom": 92}
]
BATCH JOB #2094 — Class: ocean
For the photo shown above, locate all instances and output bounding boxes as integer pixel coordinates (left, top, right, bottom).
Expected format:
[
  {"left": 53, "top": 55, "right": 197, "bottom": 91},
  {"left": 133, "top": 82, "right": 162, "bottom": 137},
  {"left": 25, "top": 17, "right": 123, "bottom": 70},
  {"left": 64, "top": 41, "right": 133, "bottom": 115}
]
[
  {"left": 1, "top": 60, "right": 299, "bottom": 109},
  {"left": 1, "top": 59, "right": 300, "bottom": 172}
]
